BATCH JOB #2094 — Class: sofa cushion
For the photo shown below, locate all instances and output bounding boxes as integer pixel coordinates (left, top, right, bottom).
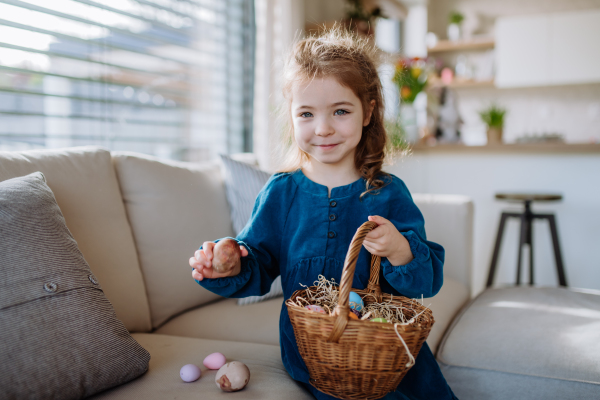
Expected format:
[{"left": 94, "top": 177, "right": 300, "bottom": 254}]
[
  {"left": 0, "top": 146, "right": 151, "bottom": 332},
  {"left": 412, "top": 194, "right": 473, "bottom": 293},
  {"left": 89, "top": 334, "right": 313, "bottom": 400},
  {"left": 219, "top": 154, "right": 283, "bottom": 306},
  {"left": 155, "top": 297, "right": 283, "bottom": 346},
  {"left": 426, "top": 277, "right": 470, "bottom": 354},
  {"left": 0, "top": 172, "right": 151, "bottom": 399},
  {"left": 437, "top": 286, "right": 600, "bottom": 399},
  {"left": 112, "top": 152, "right": 235, "bottom": 328}
]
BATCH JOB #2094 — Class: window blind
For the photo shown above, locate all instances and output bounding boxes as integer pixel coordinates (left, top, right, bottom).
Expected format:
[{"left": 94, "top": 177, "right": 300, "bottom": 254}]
[{"left": 0, "top": 0, "right": 255, "bottom": 161}]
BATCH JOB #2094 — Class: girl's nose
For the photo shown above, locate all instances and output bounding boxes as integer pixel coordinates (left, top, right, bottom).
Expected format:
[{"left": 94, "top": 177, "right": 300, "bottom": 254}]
[{"left": 314, "top": 117, "right": 334, "bottom": 136}]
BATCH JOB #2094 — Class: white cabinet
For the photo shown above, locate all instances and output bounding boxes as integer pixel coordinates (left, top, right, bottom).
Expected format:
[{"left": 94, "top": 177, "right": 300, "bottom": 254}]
[{"left": 496, "top": 10, "right": 600, "bottom": 88}]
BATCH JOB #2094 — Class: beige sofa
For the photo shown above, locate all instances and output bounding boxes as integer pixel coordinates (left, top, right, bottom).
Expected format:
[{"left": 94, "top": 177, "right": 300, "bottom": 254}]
[{"left": 0, "top": 146, "right": 473, "bottom": 399}]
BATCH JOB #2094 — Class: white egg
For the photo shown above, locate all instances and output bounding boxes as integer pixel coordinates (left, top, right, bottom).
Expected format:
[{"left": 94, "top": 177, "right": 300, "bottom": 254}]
[{"left": 215, "top": 361, "right": 250, "bottom": 392}]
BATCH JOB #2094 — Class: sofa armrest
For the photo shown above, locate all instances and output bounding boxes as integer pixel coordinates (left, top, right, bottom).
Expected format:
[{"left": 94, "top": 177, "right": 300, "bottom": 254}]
[{"left": 412, "top": 194, "right": 474, "bottom": 295}]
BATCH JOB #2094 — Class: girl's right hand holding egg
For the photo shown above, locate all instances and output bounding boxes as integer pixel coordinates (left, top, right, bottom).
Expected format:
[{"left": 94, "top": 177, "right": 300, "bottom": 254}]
[{"left": 189, "top": 240, "right": 248, "bottom": 281}]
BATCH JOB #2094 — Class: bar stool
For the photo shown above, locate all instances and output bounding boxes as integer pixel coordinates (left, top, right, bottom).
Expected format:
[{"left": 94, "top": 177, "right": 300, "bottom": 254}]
[{"left": 486, "top": 193, "right": 568, "bottom": 288}]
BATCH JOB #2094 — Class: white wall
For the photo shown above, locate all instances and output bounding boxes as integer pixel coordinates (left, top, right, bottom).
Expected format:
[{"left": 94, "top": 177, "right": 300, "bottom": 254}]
[{"left": 386, "top": 152, "right": 600, "bottom": 297}]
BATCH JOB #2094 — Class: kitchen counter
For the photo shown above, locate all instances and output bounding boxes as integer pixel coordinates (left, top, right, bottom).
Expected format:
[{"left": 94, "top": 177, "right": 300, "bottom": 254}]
[{"left": 411, "top": 143, "right": 600, "bottom": 154}]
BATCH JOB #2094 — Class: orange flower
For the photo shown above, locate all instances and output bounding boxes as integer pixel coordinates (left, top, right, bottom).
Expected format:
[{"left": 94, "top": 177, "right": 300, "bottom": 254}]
[{"left": 401, "top": 86, "right": 412, "bottom": 99}]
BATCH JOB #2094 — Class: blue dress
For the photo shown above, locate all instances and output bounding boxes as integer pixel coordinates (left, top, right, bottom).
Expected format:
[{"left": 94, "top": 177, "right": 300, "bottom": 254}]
[{"left": 197, "top": 169, "right": 457, "bottom": 400}]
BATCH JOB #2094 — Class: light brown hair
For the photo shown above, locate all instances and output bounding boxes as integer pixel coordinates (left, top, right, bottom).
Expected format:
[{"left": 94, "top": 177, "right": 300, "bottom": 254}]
[{"left": 276, "top": 26, "right": 390, "bottom": 198}]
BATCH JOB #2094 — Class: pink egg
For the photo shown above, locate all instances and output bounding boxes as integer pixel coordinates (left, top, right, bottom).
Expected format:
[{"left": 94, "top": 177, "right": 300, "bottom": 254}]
[
  {"left": 180, "top": 364, "right": 201, "bottom": 382},
  {"left": 305, "top": 305, "right": 326, "bottom": 314},
  {"left": 203, "top": 352, "right": 227, "bottom": 370}
]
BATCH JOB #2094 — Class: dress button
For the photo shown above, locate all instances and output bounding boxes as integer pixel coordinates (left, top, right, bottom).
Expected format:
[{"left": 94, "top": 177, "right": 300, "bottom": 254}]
[
  {"left": 328, "top": 231, "right": 336, "bottom": 239},
  {"left": 43, "top": 282, "right": 58, "bottom": 293},
  {"left": 329, "top": 214, "right": 336, "bottom": 221},
  {"left": 88, "top": 274, "right": 99, "bottom": 285},
  {"left": 330, "top": 200, "right": 337, "bottom": 207}
]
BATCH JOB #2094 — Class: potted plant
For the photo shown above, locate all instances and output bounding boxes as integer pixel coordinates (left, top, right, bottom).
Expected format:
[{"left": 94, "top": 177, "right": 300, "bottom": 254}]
[
  {"left": 447, "top": 11, "right": 464, "bottom": 41},
  {"left": 479, "top": 104, "right": 507, "bottom": 144},
  {"left": 343, "top": 0, "right": 383, "bottom": 37}
]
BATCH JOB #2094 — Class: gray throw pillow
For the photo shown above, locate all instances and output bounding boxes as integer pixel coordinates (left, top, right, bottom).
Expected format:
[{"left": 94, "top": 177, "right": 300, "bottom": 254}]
[
  {"left": 0, "top": 172, "right": 150, "bottom": 400},
  {"left": 219, "top": 154, "right": 283, "bottom": 305}
]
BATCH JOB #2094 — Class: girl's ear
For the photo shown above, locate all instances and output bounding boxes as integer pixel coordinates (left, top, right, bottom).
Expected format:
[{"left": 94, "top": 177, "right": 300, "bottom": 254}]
[{"left": 363, "top": 100, "right": 376, "bottom": 126}]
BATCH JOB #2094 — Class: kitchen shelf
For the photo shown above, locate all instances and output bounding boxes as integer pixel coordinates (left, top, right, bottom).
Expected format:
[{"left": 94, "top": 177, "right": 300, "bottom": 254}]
[
  {"left": 447, "top": 79, "right": 495, "bottom": 89},
  {"left": 427, "top": 38, "right": 495, "bottom": 53},
  {"left": 410, "top": 143, "right": 600, "bottom": 154}
]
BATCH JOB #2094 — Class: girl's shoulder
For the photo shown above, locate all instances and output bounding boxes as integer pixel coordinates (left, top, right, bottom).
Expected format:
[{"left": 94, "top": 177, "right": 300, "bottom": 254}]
[
  {"left": 377, "top": 172, "right": 411, "bottom": 196},
  {"left": 261, "top": 171, "right": 299, "bottom": 194}
]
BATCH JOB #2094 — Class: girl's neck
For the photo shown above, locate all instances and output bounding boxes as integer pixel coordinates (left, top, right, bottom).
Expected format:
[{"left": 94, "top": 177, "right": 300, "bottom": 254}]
[{"left": 302, "top": 160, "right": 361, "bottom": 197}]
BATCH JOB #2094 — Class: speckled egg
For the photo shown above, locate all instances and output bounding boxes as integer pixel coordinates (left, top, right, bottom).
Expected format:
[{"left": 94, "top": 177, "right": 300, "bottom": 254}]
[
  {"left": 203, "top": 352, "right": 226, "bottom": 370},
  {"left": 215, "top": 361, "right": 251, "bottom": 392},
  {"left": 349, "top": 291, "right": 364, "bottom": 311},
  {"left": 180, "top": 364, "right": 202, "bottom": 382},
  {"left": 350, "top": 309, "right": 362, "bottom": 319},
  {"left": 305, "top": 304, "right": 326, "bottom": 314}
]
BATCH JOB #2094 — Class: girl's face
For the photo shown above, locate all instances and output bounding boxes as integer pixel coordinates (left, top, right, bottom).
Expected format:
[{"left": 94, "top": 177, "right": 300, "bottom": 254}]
[{"left": 291, "top": 76, "right": 373, "bottom": 171}]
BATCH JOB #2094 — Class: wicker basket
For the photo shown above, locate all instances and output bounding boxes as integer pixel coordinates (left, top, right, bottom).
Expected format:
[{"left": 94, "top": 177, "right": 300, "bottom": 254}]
[{"left": 286, "top": 221, "right": 435, "bottom": 400}]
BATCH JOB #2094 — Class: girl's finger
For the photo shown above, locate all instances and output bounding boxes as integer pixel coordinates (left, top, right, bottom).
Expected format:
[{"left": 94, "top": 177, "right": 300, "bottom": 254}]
[
  {"left": 202, "top": 242, "right": 215, "bottom": 261},
  {"left": 189, "top": 257, "right": 197, "bottom": 268},
  {"left": 366, "top": 227, "right": 385, "bottom": 239},
  {"left": 363, "top": 239, "right": 382, "bottom": 253},
  {"left": 192, "top": 269, "right": 203, "bottom": 281},
  {"left": 368, "top": 215, "right": 389, "bottom": 225},
  {"left": 363, "top": 242, "right": 381, "bottom": 256},
  {"left": 240, "top": 246, "right": 249, "bottom": 257}
]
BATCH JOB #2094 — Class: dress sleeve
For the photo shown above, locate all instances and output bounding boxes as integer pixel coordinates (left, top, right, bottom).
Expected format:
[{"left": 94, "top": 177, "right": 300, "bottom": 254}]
[
  {"left": 196, "top": 174, "right": 288, "bottom": 298},
  {"left": 377, "top": 177, "right": 445, "bottom": 299}
]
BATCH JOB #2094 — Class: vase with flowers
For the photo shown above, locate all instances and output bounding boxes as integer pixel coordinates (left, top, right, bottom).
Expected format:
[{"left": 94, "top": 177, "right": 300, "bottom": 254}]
[{"left": 392, "top": 58, "right": 430, "bottom": 143}]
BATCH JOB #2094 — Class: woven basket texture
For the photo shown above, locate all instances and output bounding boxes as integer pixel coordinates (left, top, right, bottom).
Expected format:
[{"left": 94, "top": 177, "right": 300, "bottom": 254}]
[{"left": 286, "top": 221, "right": 435, "bottom": 400}]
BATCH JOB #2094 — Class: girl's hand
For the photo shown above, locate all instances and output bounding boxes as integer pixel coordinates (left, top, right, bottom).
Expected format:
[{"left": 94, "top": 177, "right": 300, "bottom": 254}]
[
  {"left": 363, "top": 215, "right": 414, "bottom": 266},
  {"left": 189, "top": 241, "right": 249, "bottom": 281}
]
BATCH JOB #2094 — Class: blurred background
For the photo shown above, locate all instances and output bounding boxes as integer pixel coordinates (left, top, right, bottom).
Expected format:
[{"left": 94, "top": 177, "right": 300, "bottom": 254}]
[{"left": 1, "top": 0, "right": 599, "bottom": 296}]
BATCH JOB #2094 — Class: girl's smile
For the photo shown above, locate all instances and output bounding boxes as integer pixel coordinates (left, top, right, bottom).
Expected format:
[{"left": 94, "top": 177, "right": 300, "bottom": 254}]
[{"left": 290, "top": 77, "right": 373, "bottom": 171}]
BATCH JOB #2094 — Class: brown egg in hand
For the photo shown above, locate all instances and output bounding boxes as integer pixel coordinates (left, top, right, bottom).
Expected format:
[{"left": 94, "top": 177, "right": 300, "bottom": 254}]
[{"left": 212, "top": 238, "right": 242, "bottom": 273}]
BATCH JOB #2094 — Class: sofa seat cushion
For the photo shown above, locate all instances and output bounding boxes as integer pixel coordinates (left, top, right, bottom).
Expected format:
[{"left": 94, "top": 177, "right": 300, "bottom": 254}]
[
  {"left": 437, "top": 286, "right": 600, "bottom": 399},
  {"left": 90, "top": 334, "right": 313, "bottom": 400},
  {"left": 155, "top": 297, "right": 283, "bottom": 346},
  {"left": 156, "top": 276, "right": 468, "bottom": 352},
  {"left": 112, "top": 152, "right": 234, "bottom": 329},
  {"left": 0, "top": 146, "right": 151, "bottom": 332}
]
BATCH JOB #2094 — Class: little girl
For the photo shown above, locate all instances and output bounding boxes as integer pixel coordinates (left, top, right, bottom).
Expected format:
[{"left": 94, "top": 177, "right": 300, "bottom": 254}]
[{"left": 189, "top": 28, "right": 458, "bottom": 400}]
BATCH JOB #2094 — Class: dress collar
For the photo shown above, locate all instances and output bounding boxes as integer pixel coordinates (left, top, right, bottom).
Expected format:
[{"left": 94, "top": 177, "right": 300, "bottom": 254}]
[{"left": 291, "top": 169, "right": 366, "bottom": 198}]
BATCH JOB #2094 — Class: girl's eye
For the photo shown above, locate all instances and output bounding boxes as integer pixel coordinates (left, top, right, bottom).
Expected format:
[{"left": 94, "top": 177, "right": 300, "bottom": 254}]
[
  {"left": 300, "top": 112, "right": 313, "bottom": 118},
  {"left": 334, "top": 109, "right": 349, "bottom": 116}
]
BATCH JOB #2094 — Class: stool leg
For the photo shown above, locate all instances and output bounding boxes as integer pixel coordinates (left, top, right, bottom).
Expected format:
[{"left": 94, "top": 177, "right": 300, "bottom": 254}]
[
  {"left": 487, "top": 212, "right": 510, "bottom": 288},
  {"left": 547, "top": 214, "right": 568, "bottom": 287},
  {"left": 526, "top": 212, "right": 534, "bottom": 286},
  {"left": 516, "top": 213, "right": 527, "bottom": 286}
]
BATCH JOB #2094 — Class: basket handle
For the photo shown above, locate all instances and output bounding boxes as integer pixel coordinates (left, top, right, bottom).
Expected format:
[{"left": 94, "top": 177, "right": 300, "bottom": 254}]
[{"left": 327, "top": 220, "right": 382, "bottom": 343}]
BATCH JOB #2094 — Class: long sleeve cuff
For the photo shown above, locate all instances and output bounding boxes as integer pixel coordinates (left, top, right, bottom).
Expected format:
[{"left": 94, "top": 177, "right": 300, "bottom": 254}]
[
  {"left": 196, "top": 262, "right": 252, "bottom": 297},
  {"left": 381, "top": 230, "right": 435, "bottom": 298}
]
